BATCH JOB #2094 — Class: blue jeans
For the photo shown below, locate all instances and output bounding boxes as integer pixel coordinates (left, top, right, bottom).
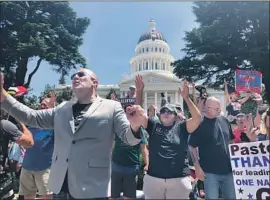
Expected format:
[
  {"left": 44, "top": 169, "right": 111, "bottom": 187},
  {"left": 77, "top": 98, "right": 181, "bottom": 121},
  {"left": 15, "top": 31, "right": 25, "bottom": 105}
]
[{"left": 204, "top": 173, "right": 236, "bottom": 199}]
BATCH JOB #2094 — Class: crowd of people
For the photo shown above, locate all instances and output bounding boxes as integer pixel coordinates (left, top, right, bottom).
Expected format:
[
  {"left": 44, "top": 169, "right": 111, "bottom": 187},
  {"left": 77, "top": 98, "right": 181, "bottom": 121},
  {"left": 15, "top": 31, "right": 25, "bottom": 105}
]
[{"left": 0, "top": 69, "right": 269, "bottom": 200}]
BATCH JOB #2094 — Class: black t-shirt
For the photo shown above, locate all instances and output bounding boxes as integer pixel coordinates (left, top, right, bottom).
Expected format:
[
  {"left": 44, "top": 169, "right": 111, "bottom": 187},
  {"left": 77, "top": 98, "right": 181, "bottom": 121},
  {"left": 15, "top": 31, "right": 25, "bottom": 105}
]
[
  {"left": 188, "top": 116, "right": 235, "bottom": 174},
  {"left": 145, "top": 119, "right": 190, "bottom": 179},
  {"left": 61, "top": 102, "right": 92, "bottom": 193}
]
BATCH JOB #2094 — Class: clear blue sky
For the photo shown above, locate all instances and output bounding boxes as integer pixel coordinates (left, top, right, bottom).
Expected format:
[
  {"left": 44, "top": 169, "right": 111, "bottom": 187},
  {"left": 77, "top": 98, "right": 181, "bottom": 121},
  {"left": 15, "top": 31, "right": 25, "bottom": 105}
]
[{"left": 26, "top": 2, "right": 197, "bottom": 96}]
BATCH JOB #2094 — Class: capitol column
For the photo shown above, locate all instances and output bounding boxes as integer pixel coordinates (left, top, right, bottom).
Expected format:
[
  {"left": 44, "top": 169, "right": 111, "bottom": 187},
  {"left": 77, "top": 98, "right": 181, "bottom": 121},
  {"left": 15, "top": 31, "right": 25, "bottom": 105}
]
[
  {"left": 175, "top": 91, "right": 178, "bottom": 103},
  {"left": 154, "top": 92, "right": 157, "bottom": 107},
  {"left": 144, "top": 92, "right": 148, "bottom": 109}
]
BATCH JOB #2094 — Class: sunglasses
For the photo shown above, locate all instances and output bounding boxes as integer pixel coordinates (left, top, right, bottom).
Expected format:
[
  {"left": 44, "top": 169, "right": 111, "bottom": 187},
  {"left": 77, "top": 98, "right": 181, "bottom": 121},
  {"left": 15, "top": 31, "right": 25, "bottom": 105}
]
[
  {"left": 160, "top": 109, "right": 175, "bottom": 115},
  {"left": 71, "top": 72, "right": 90, "bottom": 80}
]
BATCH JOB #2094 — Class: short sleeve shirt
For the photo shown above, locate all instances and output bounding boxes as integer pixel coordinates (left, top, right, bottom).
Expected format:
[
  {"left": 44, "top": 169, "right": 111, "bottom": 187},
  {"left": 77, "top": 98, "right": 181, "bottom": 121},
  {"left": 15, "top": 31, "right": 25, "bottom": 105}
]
[
  {"left": 189, "top": 116, "right": 235, "bottom": 174},
  {"left": 145, "top": 119, "right": 190, "bottom": 179}
]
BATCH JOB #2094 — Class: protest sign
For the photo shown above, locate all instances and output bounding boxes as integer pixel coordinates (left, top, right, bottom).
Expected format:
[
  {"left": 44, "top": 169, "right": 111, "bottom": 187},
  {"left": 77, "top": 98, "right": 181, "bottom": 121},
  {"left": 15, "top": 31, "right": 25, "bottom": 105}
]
[
  {"left": 119, "top": 98, "right": 136, "bottom": 107},
  {"left": 235, "top": 70, "right": 262, "bottom": 93},
  {"left": 229, "top": 141, "right": 270, "bottom": 200}
]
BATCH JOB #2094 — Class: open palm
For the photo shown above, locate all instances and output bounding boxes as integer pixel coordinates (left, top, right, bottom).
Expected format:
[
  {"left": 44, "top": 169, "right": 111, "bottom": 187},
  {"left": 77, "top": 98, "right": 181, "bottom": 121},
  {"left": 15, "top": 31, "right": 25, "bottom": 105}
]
[
  {"left": 179, "top": 80, "right": 190, "bottom": 99},
  {"left": 135, "top": 75, "right": 144, "bottom": 91}
]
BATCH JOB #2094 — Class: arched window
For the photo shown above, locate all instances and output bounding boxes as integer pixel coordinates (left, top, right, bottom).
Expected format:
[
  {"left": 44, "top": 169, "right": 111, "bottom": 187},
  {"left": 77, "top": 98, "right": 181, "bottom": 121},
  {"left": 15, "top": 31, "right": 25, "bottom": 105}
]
[
  {"left": 146, "top": 48, "right": 149, "bottom": 52},
  {"left": 155, "top": 47, "right": 157, "bottom": 52},
  {"left": 146, "top": 62, "right": 149, "bottom": 70},
  {"left": 163, "top": 63, "right": 165, "bottom": 70},
  {"left": 139, "top": 64, "right": 141, "bottom": 71},
  {"left": 155, "top": 62, "right": 158, "bottom": 69}
]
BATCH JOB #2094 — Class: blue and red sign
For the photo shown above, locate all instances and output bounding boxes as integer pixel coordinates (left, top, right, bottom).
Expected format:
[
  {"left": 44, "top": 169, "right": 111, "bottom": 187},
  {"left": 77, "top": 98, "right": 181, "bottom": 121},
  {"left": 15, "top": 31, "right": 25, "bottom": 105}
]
[{"left": 235, "top": 70, "right": 262, "bottom": 93}]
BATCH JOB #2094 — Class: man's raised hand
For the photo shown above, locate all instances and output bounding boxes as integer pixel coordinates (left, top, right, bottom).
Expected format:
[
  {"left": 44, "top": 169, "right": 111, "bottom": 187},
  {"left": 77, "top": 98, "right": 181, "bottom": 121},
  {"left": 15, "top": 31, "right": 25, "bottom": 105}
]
[
  {"left": 135, "top": 75, "right": 144, "bottom": 91},
  {"left": 179, "top": 80, "right": 190, "bottom": 100},
  {"left": 126, "top": 105, "right": 148, "bottom": 132}
]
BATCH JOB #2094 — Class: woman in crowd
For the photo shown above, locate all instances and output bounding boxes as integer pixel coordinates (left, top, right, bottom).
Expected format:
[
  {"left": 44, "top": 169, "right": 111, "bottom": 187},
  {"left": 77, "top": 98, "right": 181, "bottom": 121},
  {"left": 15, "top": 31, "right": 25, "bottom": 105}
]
[
  {"left": 239, "top": 108, "right": 269, "bottom": 143},
  {"left": 129, "top": 80, "right": 201, "bottom": 199},
  {"left": 224, "top": 79, "right": 251, "bottom": 129}
]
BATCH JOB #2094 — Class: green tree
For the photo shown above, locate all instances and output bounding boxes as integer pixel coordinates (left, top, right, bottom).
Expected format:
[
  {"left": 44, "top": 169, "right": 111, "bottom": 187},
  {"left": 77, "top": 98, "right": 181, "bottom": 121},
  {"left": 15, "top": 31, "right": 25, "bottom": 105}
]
[
  {"left": 0, "top": 1, "right": 90, "bottom": 89},
  {"left": 39, "top": 84, "right": 73, "bottom": 105},
  {"left": 24, "top": 92, "right": 40, "bottom": 109},
  {"left": 56, "top": 87, "right": 73, "bottom": 104},
  {"left": 173, "top": 2, "right": 269, "bottom": 90},
  {"left": 105, "top": 88, "right": 119, "bottom": 100}
]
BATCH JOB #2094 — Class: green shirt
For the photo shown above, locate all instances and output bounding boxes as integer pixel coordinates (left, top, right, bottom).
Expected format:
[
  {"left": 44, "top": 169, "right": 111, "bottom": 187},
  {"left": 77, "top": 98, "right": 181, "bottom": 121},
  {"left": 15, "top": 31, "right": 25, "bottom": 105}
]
[{"left": 112, "top": 132, "right": 147, "bottom": 167}]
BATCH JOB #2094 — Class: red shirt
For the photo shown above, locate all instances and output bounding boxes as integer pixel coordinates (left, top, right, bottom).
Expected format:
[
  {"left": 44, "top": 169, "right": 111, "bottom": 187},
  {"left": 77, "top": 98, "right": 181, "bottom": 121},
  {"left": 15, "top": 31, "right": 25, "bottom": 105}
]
[{"left": 233, "top": 129, "right": 245, "bottom": 143}]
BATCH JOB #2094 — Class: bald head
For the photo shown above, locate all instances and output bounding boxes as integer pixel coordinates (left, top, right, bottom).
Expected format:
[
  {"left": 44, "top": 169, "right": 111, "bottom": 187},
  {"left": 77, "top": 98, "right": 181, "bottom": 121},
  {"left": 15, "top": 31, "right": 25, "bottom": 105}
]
[
  {"left": 71, "top": 68, "right": 99, "bottom": 103},
  {"left": 80, "top": 68, "right": 98, "bottom": 82},
  {"left": 206, "top": 96, "right": 220, "bottom": 106},
  {"left": 205, "top": 96, "right": 221, "bottom": 119}
]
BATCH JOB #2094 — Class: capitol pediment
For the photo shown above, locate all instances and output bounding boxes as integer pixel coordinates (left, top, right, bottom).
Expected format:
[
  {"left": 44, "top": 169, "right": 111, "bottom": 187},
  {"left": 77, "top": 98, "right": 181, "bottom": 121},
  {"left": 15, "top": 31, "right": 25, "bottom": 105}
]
[{"left": 120, "top": 71, "right": 182, "bottom": 86}]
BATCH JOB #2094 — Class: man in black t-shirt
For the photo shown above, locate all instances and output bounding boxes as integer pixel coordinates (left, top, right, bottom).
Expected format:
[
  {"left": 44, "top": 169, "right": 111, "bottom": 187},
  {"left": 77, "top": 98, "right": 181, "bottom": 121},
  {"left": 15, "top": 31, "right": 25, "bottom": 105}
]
[
  {"left": 128, "top": 80, "right": 202, "bottom": 199},
  {"left": 188, "top": 96, "right": 236, "bottom": 200}
]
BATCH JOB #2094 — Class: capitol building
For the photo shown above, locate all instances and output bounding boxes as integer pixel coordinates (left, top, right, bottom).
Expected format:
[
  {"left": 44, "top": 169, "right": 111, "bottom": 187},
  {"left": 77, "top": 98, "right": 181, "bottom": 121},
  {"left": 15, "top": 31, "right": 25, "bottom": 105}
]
[{"left": 56, "top": 19, "right": 226, "bottom": 112}]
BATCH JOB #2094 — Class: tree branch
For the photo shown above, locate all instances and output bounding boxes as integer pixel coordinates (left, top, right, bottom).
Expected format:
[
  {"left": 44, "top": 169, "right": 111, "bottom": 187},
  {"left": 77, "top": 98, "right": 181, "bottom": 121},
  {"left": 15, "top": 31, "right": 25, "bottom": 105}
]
[{"left": 24, "top": 58, "right": 42, "bottom": 88}]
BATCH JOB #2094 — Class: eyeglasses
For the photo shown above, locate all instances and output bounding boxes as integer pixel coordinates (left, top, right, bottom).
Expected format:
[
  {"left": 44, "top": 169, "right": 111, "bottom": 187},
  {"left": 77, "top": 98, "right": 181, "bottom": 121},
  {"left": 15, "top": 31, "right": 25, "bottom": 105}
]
[
  {"left": 71, "top": 72, "right": 90, "bottom": 80},
  {"left": 160, "top": 109, "right": 174, "bottom": 115},
  {"left": 207, "top": 106, "right": 220, "bottom": 112}
]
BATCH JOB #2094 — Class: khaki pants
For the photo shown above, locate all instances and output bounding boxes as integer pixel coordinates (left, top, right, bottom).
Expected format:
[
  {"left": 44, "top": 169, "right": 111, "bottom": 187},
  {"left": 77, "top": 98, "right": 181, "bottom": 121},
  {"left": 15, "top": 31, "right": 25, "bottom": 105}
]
[
  {"left": 19, "top": 168, "right": 52, "bottom": 196},
  {"left": 143, "top": 174, "right": 192, "bottom": 199}
]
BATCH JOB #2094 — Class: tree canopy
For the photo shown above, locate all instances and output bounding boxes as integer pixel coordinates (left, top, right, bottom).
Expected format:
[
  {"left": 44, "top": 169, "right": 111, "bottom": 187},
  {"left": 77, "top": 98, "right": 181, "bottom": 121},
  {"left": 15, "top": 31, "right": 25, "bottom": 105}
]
[
  {"left": 173, "top": 2, "right": 269, "bottom": 91},
  {"left": 0, "top": 1, "right": 90, "bottom": 89}
]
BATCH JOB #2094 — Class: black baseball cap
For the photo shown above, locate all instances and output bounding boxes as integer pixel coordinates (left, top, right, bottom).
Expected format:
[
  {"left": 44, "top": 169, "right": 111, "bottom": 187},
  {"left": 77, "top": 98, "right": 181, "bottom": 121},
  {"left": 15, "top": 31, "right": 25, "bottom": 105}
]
[{"left": 160, "top": 104, "right": 177, "bottom": 115}]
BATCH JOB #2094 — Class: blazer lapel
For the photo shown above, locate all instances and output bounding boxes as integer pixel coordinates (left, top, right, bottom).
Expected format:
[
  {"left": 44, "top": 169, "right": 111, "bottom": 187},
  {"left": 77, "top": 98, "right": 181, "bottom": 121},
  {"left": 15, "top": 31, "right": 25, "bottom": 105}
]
[{"left": 75, "top": 96, "right": 103, "bottom": 133}]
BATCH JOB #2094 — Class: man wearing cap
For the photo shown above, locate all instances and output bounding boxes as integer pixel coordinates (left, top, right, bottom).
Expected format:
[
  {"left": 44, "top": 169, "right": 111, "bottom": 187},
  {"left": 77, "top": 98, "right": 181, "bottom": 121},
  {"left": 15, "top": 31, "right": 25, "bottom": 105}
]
[
  {"left": 127, "top": 85, "right": 136, "bottom": 98},
  {"left": 129, "top": 80, "right": 201, "bottom": 199}
]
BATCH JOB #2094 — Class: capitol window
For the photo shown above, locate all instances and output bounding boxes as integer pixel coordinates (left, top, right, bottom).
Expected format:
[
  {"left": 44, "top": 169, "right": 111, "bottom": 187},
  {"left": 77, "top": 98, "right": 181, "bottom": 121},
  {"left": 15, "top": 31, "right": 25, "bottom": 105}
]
[
  {"left": 146, "top": 62, "right": 149, "bottom": 70},
  {"left": 159, "top": 48, "right": 161, "bottom": 52},
  {"left": 146, "top": 47, "right": 149, "bottom": 52},
  {"left": 155, "top": 62, "right": 158, "bottom": 69},
  {"left": 155, "top": 47, "right": 157, "bottom": 52},
  {"left": 139, "top": 64, "right": 141, "bottom": 71},
  {"left": 163, "top": 63, "right": 165, "bottom": 70}
]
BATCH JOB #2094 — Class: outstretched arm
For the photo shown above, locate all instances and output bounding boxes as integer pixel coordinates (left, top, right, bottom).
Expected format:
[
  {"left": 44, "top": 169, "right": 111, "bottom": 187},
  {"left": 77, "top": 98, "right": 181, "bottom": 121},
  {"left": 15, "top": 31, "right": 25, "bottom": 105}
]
[
  {"left": 192, "top": 83, "right": 198, "bottom": 106},
  {"left": 238, "top": 93, "right": 250, "bottom": 105},
  {"left": 224, "top": 79, "right": 231, "bottom": 106},
  {"left": 1, "top": 74, "right": 55, "bottom": 129},
  {"left": 135, "top": 75, "right": 144, "bottom": 107},
  {"left": 179, "top": 81, "right": 202, "bottom": 133}
]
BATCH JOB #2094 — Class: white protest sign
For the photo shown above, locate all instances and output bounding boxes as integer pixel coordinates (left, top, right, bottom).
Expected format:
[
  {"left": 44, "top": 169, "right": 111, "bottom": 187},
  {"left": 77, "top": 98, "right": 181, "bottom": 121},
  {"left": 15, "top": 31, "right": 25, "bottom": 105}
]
[{"left": 229, "top": 141, "right": 270, "bottom": 200}]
